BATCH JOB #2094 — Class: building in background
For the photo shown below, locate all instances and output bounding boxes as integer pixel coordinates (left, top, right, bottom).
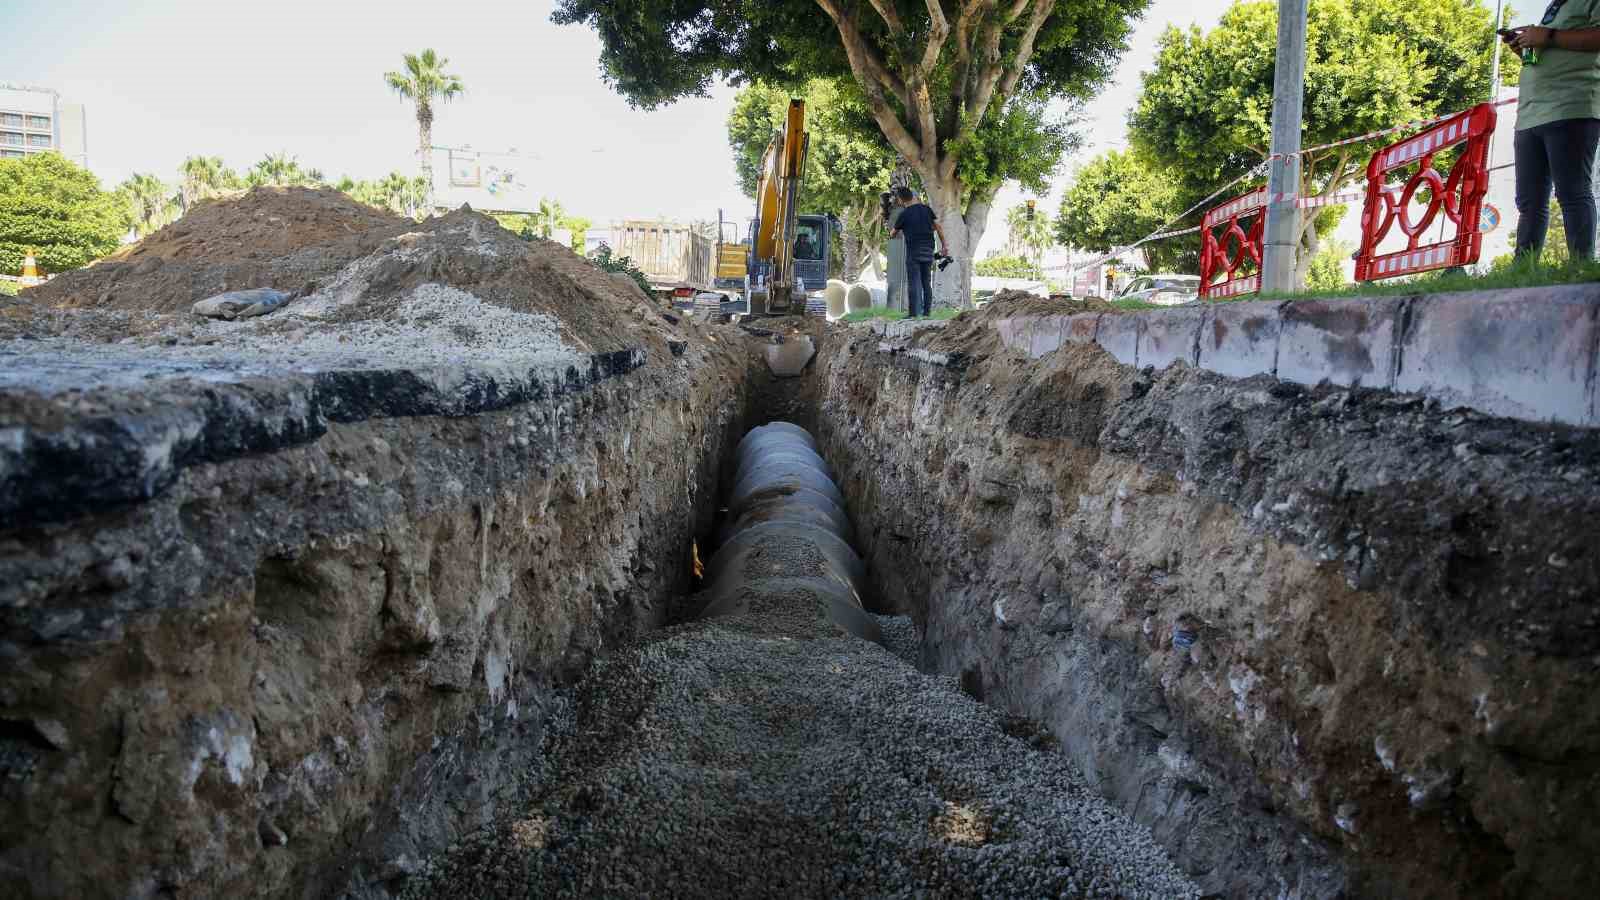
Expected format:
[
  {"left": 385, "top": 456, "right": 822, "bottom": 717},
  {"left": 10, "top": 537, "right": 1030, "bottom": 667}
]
[{"left": 0, "top": 83, "right": 87, "bottom": 167}]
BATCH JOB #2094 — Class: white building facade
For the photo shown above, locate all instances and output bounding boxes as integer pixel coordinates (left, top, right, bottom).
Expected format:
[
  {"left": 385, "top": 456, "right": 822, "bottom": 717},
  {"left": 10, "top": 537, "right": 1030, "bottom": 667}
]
[{"left": 0, "top": 83, "right": 88, "bottom": 167}]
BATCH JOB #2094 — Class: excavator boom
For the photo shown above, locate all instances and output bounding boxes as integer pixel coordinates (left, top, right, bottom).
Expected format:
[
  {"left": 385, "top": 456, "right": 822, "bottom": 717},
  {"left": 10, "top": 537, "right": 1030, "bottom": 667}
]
[{"left": 751, "top": 99, "right": 809, "bottom": 314}]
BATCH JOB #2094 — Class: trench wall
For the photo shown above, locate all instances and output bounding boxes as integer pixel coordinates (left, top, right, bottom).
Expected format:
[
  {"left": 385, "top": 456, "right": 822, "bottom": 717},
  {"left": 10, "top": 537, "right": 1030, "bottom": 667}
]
[
  {"left": 0, "top": 337, "right": 753, "bottom": 899},
  {"left": 814, "top": 323, "right": 1600, "bottom": 898}
]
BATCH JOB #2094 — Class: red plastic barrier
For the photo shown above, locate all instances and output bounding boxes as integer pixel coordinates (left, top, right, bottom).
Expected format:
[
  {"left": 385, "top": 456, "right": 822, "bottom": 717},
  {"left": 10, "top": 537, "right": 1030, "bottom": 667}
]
[
  {"left": 1355, "top": 103, "right": 1496, "bottom": 281},
  {"left": 1199, "top": 187, "right": 1267, "bottom": 299}
]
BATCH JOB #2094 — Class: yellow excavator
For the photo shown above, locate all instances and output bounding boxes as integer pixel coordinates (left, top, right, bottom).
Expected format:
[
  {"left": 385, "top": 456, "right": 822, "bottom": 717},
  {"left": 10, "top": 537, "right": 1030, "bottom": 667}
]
[{"left": 743, "top": 99, "right": 816, "bottom": 316}]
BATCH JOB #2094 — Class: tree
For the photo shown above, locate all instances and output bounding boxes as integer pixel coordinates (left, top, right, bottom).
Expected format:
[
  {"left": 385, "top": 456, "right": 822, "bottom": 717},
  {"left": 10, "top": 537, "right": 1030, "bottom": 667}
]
[
  {"left": 563, "top": 215, "right": 592, "bottom": 252},
  {"left": 384, "top": 48, "right": 464, "bottom": 214},
  {"left": 337, "top": 176, "right": 392, "bottom": 212},
  {"left": 975, "top": 254, "right": 1041, "bottom": 278},
  {"left": 727, "top": 78, "right": 898, "bottom": 281},
  {"left": 1005, "top": 201, "right": 1053, "bottom": 268},
  {"left": 0, "top": 152, "right": 128, "bottom": 275},
  {"left": 531, "top": 197, "right": 567, "bottom": 240},
  {"left": 1055, "top": 149, "right": 1194, "bottom": 272},
  {"left": 1129, "top": 0, "right": 1507, "bottom": 287},
  {"left": 178, "top": 156, "right": 241, "bottom": 211},
  {"left": 245, "top": 153, "right": 322, "bottom": 188},
  {"left": 118, "top": 172, "right": 177, "bottom": 236},
  {"left": 1305, "top": 238, "right": 1352, "bottom": 290},
  {"left": 554, "top": 0, "right": 1146, "bottom": 307}
]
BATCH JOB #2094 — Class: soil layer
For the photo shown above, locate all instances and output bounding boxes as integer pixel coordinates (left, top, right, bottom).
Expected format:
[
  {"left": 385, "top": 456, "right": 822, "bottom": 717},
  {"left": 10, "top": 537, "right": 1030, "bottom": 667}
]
[{"left": 816, "top": 322, "right": 1600, "bottom": 898}]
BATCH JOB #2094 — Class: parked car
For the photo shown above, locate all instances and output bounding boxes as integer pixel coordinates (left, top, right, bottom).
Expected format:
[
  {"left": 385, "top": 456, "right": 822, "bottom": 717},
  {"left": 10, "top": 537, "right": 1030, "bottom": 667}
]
[{"left": 1116, "top": 274, "right": 1201, "bottom": 306}]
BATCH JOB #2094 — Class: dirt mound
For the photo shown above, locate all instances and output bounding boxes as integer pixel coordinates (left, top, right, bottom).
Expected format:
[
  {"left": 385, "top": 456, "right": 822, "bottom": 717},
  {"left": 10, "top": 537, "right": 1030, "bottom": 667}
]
[
  {"left": 980, "top": 288, "right": 1118, "bottom": 317},
  {"left": 15, "top": 187, "right": 672, "bottom": 356},
  {"left": 263, "top": 207, "right": 665, "bottom": 354},
  {"left": 26, "top": 187, "right": 416, "bottom": 315},
  {"left": 114, "top": 186, "right": 408, "bottom": 264}
]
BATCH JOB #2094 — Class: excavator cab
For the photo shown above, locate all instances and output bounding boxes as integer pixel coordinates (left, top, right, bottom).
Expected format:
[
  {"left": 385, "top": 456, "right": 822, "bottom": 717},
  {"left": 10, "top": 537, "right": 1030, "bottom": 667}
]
[{"left": 745, "top": 214, "right": 830, "bottom": 315}]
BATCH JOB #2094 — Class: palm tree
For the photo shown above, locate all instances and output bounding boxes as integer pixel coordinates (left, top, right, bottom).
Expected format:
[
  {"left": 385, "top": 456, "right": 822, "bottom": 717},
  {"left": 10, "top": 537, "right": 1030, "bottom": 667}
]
[
  {"left": 179, "top": 156, "right": 226, "bottom": 211},
  {"left": 246, "top": 153, "right": 321, "bottom": 188},
  {"left": 532, "top": 197, "right": 566, "bottom": 240},
  {"left": 119, "top": 173, "right": 172, "bottom": 236},
  {"left": 1006, "top": 202, "right": 1055, "bottom": 270},
  {"left": 378, "top": 171, "right": 415, "bottom": 217},
  {"left": 384, "top": 49, "right": 464, "bottom": 216}
]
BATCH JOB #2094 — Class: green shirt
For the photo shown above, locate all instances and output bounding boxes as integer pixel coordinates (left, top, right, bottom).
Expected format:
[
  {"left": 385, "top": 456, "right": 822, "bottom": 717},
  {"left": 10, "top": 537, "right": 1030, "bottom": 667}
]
[{"left": 1517, "top": 0, "right": 1600, "bottom": 130}]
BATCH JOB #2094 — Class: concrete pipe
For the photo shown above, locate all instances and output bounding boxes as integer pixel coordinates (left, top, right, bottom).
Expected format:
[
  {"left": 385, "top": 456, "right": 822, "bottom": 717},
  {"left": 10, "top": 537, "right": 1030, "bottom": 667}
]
[
  {"left": 736, "top": 422, "right": 816, "bottom": 455},
  {"left": 734, "top": 447, "right": 835, "bottom": 483},
  {"left": 732, "top": 450, "right": 835, "bottom": 492},
  {"left": 697, "top": 421, "right": 879, "bottom": 645},
  {"left": 825, "top": 279, "right": 849, "bottom": 319},
  {"left": 716, "top": 485, "right": 853, "bottom": 547},
  {"left": 847, "top": 283, "right": 873, "bottom": 313},
  {"left": 729, "top": 464, "right": 845, "bottom": 512},
  {"left": 706, "top": 519, "right": 867, "bottom": 587}
]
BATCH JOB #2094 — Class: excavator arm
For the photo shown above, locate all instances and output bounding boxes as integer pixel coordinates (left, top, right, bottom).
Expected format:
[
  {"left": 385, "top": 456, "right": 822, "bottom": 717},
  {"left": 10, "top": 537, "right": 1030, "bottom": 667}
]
[{"left": 751, "top": 99, "right": 809, "bottom": 314}]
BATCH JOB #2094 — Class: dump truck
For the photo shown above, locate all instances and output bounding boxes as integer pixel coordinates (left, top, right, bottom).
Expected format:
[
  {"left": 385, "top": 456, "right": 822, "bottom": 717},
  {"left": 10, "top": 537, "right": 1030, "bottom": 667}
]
[{"left": 608, "top": 219, "right": 717, "bottom": 298}]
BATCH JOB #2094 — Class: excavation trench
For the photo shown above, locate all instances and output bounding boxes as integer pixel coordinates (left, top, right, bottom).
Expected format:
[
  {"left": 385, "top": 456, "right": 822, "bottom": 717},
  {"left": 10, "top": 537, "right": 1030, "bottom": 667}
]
[{"left": 4, "top": 298, "right": 1600, "bottom": 900}]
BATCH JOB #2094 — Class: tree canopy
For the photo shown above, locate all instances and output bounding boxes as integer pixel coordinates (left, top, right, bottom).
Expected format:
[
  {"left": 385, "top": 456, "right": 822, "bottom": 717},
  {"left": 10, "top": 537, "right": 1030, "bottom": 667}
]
[
  {"left": 975, "top": 254, "right": 1041, "bottom": 278},
  {"left": 1128, "top": 0, "right": 1507, "bottom": 282},
  {"left": 0, "top": 152, "right": 129, "bottom": 275},
  {"left": 1055, "top": 149, "right": 1189, "bottom": 271},
  {"left": 556, "top": 0, "right": 1148, "bottom": 305},
  {"left": 246, "top": 153, "right": 324, "bottom": 188}
]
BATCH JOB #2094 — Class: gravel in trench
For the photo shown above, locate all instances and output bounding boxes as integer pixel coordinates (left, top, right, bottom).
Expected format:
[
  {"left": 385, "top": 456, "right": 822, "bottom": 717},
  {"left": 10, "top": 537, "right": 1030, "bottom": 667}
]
[{"left": 401, "top": 595, "right": 1200, "bottom": 899}]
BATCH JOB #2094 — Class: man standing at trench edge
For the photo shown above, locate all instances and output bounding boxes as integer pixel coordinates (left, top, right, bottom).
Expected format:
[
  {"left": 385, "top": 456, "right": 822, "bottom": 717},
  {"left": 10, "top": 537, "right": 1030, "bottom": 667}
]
[
  {"left": 889, "top": 186, "right": 947, "bottom": 318},
  {"left": 1504, "top": 0, "right": 1600, "bottom": 261}
]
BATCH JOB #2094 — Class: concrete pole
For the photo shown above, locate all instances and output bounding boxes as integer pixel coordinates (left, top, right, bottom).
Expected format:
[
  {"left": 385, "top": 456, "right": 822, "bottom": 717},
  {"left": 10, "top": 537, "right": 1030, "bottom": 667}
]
[
  {"left": 1488, "top": 0, "right": 1506, "bottom": 102},
  {"left": 1261, "top": 0, "right": 1308, "bottom": 294}
]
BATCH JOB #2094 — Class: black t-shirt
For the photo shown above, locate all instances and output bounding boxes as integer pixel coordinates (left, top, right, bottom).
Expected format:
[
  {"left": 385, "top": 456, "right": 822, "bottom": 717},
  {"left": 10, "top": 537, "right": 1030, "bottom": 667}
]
[{"left": 896, "top": 203, "right": 938, "bottom": 260}]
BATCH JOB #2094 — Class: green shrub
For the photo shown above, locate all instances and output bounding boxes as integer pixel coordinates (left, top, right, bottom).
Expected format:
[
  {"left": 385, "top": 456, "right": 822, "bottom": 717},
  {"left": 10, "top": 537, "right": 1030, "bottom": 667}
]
[{"left": 589, "top": 242, "right": 652, "bottom": 296}]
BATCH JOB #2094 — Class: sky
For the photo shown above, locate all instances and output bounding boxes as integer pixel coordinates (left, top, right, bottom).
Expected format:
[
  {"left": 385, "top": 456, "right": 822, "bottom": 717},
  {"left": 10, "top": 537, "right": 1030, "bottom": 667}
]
[{"left": 1, "top": 0, "right": 1231, "bottom": 255}]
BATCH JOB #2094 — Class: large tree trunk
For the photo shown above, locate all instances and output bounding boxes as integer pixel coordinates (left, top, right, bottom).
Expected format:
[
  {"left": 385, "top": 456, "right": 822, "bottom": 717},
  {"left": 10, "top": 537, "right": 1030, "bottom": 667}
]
[
  {"left": 922, "top": 178, "right": 990, "bottom": 309},
  {"left": 417, "top": 104, "right": 434, "bottom": 215}
]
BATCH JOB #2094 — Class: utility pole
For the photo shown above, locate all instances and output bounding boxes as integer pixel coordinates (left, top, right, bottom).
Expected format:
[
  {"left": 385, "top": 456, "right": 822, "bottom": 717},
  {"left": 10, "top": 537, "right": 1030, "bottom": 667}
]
[
  {"left": 1488, "top": 0, "right": 1506, "bottom": 102},
  {"left": 1261, "top": 0, "right": 1308, "bottom": 293}
]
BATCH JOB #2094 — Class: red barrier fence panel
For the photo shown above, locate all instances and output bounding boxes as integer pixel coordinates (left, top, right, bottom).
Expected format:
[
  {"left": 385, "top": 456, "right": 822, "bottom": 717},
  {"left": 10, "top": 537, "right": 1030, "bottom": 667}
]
[
  {"left": 1199, "top": 187, "right": 1267, "bottom": 300},
  {"left": 1354, "top": 103, "right": 1496, "bottom": 281}
]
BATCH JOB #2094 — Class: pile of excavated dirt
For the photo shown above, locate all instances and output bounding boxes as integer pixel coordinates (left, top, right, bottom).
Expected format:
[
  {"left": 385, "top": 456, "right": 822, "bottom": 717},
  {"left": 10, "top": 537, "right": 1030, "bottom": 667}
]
[
  {"left": 26, "top": 187, "right": 415, "bottom": 315},
  {"left": 897, "top": 290, "right": 1122, "bottom": 360},
  {"left": 982, "top": 288, "right": 1118, "bottom": 317},
  {"left": 7, "top": 188, "right": 674, "bottom": 357}
]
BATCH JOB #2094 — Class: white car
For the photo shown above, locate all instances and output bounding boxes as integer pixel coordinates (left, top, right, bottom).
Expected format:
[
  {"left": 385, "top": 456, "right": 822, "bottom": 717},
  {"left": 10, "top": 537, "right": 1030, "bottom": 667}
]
[{"left": 1117, "top": 274, "right": 1201, "bottom": 306}]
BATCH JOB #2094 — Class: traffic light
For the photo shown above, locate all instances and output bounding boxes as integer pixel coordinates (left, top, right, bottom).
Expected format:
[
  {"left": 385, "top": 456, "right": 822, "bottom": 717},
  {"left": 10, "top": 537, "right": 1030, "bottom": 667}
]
[{"left": 1025, "top": 199, "right": 1035, "bottom": 221}]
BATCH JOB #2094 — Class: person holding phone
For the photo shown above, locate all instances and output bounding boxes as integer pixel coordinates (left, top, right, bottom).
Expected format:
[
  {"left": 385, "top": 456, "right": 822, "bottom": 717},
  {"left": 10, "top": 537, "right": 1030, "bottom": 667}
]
[{"left": 1501, "top": 1, "right": 1600, "bottom": 262}]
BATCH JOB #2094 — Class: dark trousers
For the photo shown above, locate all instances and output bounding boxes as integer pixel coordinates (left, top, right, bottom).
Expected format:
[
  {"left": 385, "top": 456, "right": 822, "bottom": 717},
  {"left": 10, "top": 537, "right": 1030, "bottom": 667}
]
[
  {"left": 905, "top": 257, "right": 934, "bottom": 317},
  {"left": 1514, "top": 117, "right": 1599, "bottom": 261}
]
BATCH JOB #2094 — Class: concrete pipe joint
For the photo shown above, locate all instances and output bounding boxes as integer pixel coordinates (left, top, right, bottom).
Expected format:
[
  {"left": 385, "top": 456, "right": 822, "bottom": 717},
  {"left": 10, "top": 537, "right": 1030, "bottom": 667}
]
[{"left": 697, "top": 422, "right": 880, "bottom": 645}]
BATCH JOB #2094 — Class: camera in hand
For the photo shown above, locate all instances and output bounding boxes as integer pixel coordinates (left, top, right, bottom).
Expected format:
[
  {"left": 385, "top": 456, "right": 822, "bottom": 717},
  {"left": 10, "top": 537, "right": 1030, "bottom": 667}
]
[{"left": 933, "top": 253, "right": 954, "bottom": 272}]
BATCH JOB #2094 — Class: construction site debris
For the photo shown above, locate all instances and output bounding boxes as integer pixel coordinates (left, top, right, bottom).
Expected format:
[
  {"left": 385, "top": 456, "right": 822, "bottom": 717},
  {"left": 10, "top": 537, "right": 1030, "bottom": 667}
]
[{"left": 192, "top": 287, "right": 294, "bottom": 320}]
